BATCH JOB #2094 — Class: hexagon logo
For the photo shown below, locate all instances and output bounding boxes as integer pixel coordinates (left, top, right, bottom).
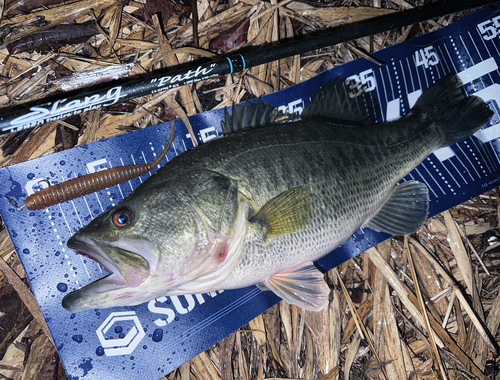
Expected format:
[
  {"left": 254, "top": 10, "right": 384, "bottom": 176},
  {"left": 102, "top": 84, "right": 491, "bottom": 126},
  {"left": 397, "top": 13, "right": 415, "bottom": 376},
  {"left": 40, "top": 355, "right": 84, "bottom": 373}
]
[{"left": 96, "top": 311, "right": 145, "bottom": 356}]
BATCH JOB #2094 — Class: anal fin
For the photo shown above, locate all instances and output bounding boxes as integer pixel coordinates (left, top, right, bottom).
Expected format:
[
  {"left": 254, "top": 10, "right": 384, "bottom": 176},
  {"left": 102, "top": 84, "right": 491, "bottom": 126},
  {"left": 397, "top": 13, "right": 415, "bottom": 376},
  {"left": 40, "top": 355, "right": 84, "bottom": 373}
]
[
  {"left": 258, "top": 262, "right": 330, "bottom": 311},
  {"left": 365, "top": 180, "right": 430, "bottom": 236}
]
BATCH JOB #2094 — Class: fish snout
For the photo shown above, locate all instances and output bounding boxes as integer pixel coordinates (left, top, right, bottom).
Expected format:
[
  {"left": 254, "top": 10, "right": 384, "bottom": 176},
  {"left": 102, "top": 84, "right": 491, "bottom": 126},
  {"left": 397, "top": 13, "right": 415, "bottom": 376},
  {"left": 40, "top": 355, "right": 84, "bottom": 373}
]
[
  {"left": 61, "top": 291, "right": 82, "bottom": 312},
  {"left": 66, "top": 235, "right": 78, "bottom": 249}
]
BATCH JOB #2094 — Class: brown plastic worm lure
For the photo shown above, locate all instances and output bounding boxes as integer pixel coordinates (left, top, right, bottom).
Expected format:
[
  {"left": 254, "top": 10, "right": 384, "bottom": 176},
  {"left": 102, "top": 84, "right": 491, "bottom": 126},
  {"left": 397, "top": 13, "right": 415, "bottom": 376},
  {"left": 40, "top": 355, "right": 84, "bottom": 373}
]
[{"left": 23, "top": 121, "right": 176, "bottom": 210}]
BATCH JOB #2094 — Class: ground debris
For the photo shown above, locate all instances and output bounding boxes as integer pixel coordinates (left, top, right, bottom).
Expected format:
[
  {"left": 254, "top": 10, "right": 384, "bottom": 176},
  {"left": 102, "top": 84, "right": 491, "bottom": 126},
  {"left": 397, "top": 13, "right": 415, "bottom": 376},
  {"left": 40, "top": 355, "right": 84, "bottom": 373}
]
[{"left": 0, "top": 1, "right": 497, "bottom": 379}]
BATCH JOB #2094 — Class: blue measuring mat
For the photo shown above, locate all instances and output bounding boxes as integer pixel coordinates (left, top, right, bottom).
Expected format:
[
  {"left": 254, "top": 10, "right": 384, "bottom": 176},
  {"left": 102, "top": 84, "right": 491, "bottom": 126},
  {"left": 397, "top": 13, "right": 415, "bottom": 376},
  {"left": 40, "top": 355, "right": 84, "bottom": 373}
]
[{"left": 1, "top": 7, "right": 500, "bottom": 379}]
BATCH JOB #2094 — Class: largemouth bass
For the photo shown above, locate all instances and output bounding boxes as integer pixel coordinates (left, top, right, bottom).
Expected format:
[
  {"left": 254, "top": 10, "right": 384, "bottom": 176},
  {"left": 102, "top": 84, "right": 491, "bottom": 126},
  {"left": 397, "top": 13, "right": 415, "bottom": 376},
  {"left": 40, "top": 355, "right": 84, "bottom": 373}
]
[{"left": 62, "top": 75, "right": 493, "bottom": 312}]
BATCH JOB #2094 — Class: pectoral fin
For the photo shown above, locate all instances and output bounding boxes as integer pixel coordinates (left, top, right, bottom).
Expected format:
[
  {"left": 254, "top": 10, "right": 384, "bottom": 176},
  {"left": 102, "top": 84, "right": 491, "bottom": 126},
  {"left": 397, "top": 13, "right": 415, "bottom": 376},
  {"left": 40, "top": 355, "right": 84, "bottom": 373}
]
[
  {"left": 258, "top": 262, "right": 330, "bottom": 311},
  {"left": 365, "top": 180, "right": 430, "bottom": 235},
  {"left": 252, "top": 187, "right": 313, "bottom": 238}
]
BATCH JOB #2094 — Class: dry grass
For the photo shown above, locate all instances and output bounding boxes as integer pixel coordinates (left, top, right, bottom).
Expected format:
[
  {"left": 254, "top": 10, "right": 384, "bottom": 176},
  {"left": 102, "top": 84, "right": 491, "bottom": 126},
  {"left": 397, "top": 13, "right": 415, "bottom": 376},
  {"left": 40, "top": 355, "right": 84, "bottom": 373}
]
[{"left": 0, "top": 0, "right": 498, "bottom": 379}]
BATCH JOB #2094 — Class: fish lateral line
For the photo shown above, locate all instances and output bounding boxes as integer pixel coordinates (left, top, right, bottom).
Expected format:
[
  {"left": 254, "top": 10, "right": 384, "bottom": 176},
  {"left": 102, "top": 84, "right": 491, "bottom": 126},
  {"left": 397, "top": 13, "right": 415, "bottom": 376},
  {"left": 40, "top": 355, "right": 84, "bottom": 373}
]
[
  {"left": 60, "top": 74, "right": 494, "bottom": 313},
  {"left": 23, "top": 120, "right": 176, "bottom": 211}
]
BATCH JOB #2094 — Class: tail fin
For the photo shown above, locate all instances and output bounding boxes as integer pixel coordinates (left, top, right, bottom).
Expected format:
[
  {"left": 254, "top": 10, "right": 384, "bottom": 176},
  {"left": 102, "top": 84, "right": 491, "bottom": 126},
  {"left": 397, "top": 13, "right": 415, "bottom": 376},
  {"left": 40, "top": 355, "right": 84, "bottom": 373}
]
[{"left": 412, "top": 75, "right": 493, "bottom": 148}]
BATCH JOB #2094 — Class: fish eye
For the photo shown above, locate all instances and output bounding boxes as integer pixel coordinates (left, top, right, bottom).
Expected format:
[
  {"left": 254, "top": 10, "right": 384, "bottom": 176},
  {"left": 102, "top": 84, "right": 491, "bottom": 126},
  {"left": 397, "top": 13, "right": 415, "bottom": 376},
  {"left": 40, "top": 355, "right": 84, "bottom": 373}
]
[{"left": 112, "top": 209, "right": 134, "bottom": 228}]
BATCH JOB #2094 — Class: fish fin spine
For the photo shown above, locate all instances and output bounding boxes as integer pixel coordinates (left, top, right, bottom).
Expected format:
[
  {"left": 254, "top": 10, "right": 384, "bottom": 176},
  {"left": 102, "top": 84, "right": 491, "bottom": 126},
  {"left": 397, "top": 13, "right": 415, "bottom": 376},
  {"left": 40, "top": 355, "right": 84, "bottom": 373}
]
[
  {"left": 301, "top": 77, "right": 380, "bottom": 125},
  {"left": 222, "top": 98, "right": 295, "bottom": 136}
]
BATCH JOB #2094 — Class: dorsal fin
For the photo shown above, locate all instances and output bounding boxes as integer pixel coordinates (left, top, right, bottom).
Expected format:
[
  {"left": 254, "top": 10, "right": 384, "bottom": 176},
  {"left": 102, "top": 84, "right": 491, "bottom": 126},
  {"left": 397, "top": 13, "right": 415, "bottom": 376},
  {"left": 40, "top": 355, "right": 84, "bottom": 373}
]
[
  {"left": 221, "top": 98, "right": 290, "bottom": 136},
  {"left": 301, "top": 78, "right": 380, "bottom": 125}
]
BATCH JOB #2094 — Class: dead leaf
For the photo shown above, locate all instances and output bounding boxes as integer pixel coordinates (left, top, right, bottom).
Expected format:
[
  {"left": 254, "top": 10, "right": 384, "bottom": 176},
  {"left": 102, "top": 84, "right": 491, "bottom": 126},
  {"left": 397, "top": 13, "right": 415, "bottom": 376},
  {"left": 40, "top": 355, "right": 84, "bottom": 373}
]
[
  {"left": 143, "top": 0, "right": 190, "bottom": 29},
  {"left": 209, "top": 17, "right": 250, "bottom": 55}
]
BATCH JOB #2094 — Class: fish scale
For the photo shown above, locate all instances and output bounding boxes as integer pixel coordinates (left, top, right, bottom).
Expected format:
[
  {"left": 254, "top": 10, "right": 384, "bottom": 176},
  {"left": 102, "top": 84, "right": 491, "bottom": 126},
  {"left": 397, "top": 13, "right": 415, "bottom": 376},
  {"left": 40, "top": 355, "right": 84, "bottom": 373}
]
[
  {"left": 62, "top": 75, "right": 493, "bottom": 312},
  {"left": 203, "top": 122, "right": 437, "bottom": 287}
]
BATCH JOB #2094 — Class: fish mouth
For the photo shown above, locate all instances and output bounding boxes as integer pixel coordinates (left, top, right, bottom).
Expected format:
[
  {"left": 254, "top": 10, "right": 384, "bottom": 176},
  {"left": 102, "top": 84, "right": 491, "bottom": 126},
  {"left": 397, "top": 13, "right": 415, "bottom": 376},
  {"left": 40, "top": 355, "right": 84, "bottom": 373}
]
[
  {"left": 67, "top": 236, "right": 122, "bottom": 282},
  {"left": 63, "top": 235, "right": 151, "bottom": 312}
]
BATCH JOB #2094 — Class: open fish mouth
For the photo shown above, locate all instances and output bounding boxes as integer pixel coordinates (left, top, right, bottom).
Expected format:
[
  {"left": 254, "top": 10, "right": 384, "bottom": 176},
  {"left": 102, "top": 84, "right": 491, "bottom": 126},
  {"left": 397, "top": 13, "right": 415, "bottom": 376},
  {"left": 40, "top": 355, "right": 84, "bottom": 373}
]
[
  {"left": 67, "top": 235, "right": 151, "bottom": 288},
  {"left": 68, "top": 237, "right": 119, "bottom": 281},
  {"left": 62, "top": 235, "right": 151, "bottom": 312}
]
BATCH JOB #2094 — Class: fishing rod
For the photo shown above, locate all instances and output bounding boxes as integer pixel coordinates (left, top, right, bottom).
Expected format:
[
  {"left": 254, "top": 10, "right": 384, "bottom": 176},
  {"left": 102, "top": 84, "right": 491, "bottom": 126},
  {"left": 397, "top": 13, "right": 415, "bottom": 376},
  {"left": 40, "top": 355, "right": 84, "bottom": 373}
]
[{"left": 0, "top": 0, "right": 498, "bottom": 135}]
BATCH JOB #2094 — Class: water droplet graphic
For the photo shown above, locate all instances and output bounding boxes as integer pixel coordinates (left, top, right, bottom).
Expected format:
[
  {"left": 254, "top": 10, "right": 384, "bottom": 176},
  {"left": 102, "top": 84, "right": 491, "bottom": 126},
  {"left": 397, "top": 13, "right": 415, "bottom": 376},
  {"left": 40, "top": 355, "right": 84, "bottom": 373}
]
[
  {"left": 27, "top": 173, "right": 35, "bottom": 179},
  {"left": 96, "top": 346, "right": 105, "bottom": 356},
  {"left": 60, "top": 160, "right": 66, "bottom": 166},
  {"left": 57, "top": 283, "right": 68, "bottom": 292},
  {"left": 22, "top": 248, "right": 30, "bottom": 254},
  {"left": 114, "top": 326, "right": 123, "bottom": 334},
  {"left": 72, "top": 334, "right": 83, "bottom": 343},
  {"left": 78, "top": 358, "right": 93, "bottom": 376},
  {"left": 152, "top": 328, "right": 163, "bottom": 342}
]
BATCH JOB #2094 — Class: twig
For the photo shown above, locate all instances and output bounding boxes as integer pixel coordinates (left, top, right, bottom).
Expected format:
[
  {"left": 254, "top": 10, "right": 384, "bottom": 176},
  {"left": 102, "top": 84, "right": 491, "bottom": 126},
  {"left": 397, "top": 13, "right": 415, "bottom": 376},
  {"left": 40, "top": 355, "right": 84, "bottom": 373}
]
[
  {"left": 406, "top": 236, "right": 448, "bottom": 380},
  {"left": 335, "top": 269, "right": 389, "bottom": 380},
  {"left": 0, "top": 255, "right": 53, "bottom": 344},
  {"left": 192, "top": 0, "right": 199, "bottom": 48}
]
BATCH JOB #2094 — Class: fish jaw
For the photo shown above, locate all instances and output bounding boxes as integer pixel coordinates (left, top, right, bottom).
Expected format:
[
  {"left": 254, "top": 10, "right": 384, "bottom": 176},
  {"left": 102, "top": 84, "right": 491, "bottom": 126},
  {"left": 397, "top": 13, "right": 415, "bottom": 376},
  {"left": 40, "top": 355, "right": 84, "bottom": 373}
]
[
  {"left": 62, "top": 274, "right": 141, "bottom": 312},
  {"left": 62, "top": 235, "right": 156, "bottom": 312}
]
